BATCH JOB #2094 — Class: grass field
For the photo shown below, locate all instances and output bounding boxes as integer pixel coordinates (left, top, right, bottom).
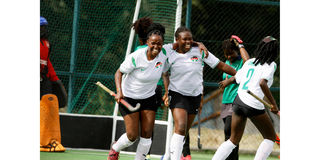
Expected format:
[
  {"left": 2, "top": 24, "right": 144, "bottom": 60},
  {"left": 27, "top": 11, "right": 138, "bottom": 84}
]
[{"left": 40, "top": 149, "right": 280, "bottom": 160}]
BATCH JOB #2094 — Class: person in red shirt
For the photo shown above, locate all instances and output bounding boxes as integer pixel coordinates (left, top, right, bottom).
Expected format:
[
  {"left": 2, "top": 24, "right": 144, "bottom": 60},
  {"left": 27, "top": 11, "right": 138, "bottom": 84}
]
[{"left": 40, "top": 16, "right": 67, "bottom": 108}]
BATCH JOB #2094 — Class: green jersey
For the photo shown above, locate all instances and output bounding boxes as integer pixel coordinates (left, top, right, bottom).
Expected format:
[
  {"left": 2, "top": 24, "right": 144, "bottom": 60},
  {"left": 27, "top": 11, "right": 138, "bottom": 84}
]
[{"left": 222, "top": 58, "right": 243, "bottom": 104}]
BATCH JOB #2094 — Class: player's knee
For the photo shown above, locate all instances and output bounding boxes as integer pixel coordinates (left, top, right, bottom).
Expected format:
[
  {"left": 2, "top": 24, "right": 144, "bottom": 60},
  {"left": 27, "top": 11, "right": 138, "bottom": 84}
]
[
  {"left": 126, "top": 132, "right": 138, "bottom": 141},
  {"left": 140, "top": 128, "right": 152, "bottom": 138},
  {"left": 175, "top": 123, "right": 187, "bottom": 135}
]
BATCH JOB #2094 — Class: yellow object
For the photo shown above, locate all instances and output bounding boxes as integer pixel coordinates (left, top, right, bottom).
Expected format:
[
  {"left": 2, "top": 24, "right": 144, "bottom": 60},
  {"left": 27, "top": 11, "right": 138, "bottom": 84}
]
[{"left": 40, "top": 94, "right": 65, "bottom": 152}]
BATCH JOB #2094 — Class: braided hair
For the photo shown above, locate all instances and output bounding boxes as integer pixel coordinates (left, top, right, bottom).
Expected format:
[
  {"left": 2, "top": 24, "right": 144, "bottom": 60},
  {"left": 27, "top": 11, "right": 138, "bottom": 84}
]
[
  {"left": 146, "top": 23, "right": 165, "bottom": 41},
  {"left": 174, "top": 26, "right": 191, "bottom": 39},
  {"left": 253, "top": 36, "right": 279, "bottom": 66},
  {"left": 132, "top": 17, "right": 153, "bottom": 44}
]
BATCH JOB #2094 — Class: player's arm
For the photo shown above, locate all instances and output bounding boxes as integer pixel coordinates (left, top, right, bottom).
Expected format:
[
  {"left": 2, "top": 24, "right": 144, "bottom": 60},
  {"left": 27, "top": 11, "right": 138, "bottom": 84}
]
[
  {"left": 162, "top": 71, "right": 170, "bottom": 107},
  {"left": 216, "top": 61, "right": 237, "bottom": 76},
  {"left": 231, "top": 35, "right": 250, "bottom": 63},
  {"left": 259, "top": 79, "right": 278, "bottom": 114},
  {"left": 114, "top": 69, "right": 124, "bottom": 103},
  {"left": 219, "top": 76, "right": 236, "bottom": 89}
]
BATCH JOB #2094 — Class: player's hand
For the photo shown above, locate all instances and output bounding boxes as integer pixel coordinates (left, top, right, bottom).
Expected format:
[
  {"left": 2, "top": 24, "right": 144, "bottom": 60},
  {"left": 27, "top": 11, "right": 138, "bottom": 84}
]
[
  {"left": 162, "top": 92, "right": 169, "bottom": 107},
  {"left": 231, "top": 35, "right": 243, "bottom": 48},
  {"left": 270, "top": 104, "right": 279, "bottom": 114},
  {"left": 219, "top": 76, "right": 229, "bottom": 89},
  {"left": 197, "top": 42, "right": 209, "bottom": 58},
  {"left": 114, "top": 91, "right": 124, "bottom": 104}
]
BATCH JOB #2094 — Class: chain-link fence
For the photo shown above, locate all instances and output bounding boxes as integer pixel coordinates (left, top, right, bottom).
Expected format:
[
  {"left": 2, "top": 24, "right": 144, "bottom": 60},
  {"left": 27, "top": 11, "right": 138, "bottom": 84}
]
[
  {"left": 40, "top": 0, "right": 178, "bottom": 119},
  {"left": 41, "top": 0, "right": 280, "bottom": 154}
]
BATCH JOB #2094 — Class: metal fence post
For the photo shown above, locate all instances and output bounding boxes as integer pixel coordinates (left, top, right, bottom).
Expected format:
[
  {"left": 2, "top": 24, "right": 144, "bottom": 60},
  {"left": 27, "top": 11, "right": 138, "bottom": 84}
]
[
  {"left": 67, "top": 0, "right": 81, "bottom": 113},
  {"left": 186, "top": 0, "right": 192, "bottom": 29}
]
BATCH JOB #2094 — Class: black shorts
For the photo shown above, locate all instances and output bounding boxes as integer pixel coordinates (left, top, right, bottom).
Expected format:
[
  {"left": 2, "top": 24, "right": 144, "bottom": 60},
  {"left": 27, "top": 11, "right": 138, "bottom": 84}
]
[
  {"left": 232, "top": 95, "right": 265, "bottom": 117},
  {"left": 155, "top": 85, "right": 163, "bottom": 107},
  {"left": 119, "top": 94, "right": 158, "bottom": 116},
  {"left": 168, "top": 90, "right": 202, "bottom": 114}
]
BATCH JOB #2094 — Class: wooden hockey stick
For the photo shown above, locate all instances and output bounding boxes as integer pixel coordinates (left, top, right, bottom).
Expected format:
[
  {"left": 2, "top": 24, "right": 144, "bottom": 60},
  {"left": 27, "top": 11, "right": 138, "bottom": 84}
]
[
  {"left": 192, "top": 112, "right": 221, "bottom": 127},
  {"left": 96, "top": 81, "right": 140, "bottom": 112},
  {"left": 247, "top": 90, "right": 280, "bottom": 116}
]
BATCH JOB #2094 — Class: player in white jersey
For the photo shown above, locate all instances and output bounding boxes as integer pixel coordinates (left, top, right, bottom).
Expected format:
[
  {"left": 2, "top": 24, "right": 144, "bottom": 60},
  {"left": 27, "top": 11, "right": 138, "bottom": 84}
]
[
  {"left": 131, "top": 18, "right": 209, "bottom": 160},
  {"left": 107, "top": 24, "right": 168, "bottom": 160},
  {"left": 212, "top": 36, "right": 279, "bottom": 160},
  {"left": 161, "top": 26, "right": 237, "bottom": 160}
]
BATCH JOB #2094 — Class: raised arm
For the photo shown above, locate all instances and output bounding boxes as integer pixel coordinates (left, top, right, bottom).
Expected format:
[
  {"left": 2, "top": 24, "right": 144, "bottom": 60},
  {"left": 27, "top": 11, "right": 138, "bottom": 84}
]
[
  {"left": 259, "top": 79, "right": 278, "bottom": 114},
  {"left": 231, "top": 35, "right": 250, "bottom": 63}
]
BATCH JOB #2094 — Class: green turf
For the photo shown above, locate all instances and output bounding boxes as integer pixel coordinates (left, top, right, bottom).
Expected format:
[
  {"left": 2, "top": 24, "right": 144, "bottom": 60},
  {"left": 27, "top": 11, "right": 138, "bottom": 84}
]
[{"left": 40, "top": 149, "right": 279, "bottom": 160}]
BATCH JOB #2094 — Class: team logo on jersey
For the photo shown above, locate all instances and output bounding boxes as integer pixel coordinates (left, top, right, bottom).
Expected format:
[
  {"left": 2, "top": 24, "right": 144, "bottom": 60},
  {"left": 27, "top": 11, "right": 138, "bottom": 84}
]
[
  {"left": 155, "top": 62, "right": 163, "bottom": 68},
  {"left": 191, "top": 56, "right": 199, "bottom": 62}
]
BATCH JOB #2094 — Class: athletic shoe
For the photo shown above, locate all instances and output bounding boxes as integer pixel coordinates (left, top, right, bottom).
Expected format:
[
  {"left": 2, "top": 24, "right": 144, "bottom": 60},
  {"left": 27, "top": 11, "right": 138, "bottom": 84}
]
[
  {"left": 180, "top": 155, "right": 191, "bottom": 160},
  {"left": 184, "top": 155, "right": 191, "bottom": 160},
  {"left": 108, "top": 142, "right": 120, "bottom": 160}
]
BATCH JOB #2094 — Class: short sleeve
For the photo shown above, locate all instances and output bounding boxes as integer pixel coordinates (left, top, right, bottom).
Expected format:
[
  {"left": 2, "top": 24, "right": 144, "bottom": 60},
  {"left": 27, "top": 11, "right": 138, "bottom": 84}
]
[
  {"left": 162, "top": 44, "right": 173, "bottom": 56},
  {"left": 203, "top": 51, "right": 220, "bottom": 68},
  {"left": 261, "top": 63, "right": 276, "bottom": 82},
  {"left": 162, "top": 58, "right": 170, "bottom": 72},
  {"left": 119, "top": 54, "right": 136, "bottom": 74}
]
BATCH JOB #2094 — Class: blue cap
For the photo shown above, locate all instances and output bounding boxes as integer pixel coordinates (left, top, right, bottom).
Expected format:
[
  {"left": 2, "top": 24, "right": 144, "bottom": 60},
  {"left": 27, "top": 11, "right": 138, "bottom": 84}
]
[{"left": 40, "top": 16, "right": 48, "bottom": 26}]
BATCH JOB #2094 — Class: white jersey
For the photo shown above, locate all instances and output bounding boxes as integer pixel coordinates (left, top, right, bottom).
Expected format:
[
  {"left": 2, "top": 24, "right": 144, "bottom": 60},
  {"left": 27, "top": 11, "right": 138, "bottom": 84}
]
[
  {"left": 119, "top": 46, "right": 169, "bottom": 99},
  {"left": 235, "top": 58, "right": 277, "bottom": 110},
  {"left": 167, "top": 47, "right": 220, "bottom": 96}
]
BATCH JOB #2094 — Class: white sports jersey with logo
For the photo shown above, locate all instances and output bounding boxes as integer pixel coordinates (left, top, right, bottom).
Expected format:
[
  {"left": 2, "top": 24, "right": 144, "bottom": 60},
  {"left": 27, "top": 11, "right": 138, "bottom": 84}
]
[
  {"left": 235, "top": 58, "right": 277, "bottom": 110},
  {"left": 120, "top": 46, "right": 169, "bottom": 99},
  {"left": 167, "top": 47, "right": 220, "bottom": 96}
]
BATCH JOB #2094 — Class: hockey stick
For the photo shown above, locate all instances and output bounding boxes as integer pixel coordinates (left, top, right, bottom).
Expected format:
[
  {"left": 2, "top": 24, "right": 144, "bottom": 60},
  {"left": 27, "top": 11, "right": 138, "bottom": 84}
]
[
  {"left": 197, "top": 111, "right": 202, "bottom": 149},
  {"left": 192, "top": 112, "right": 220, "bottom": 127},
  {"left": 247, "top": 90, "right": 280, "bottom": 116},
  {"left": 95, "top": 81, "right": 141, "bottom": 112}
]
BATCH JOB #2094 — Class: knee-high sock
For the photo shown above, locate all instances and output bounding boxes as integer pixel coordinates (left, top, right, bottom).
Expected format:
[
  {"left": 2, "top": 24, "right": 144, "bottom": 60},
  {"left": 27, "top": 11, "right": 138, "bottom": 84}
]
[
  {"left": 254, "top": 139, "right": 274, "bottom": 160},
  {"left": 212, "top": 139, "right": 236, "bottom": 160},
  {"left": 135, "top": 137, "right": 152, "bottom": 160},
  {"left": 112, "top": 133, "right": 135, "bottom": 152},
  {"left": 170, "top": 133, "right": 185, "bottom": 160}
]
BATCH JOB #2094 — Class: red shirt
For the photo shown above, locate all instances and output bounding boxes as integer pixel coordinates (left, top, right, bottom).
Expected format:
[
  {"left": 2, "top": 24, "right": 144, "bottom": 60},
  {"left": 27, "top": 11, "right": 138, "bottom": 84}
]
[{"left": 40, "top": 39, "right": 59, "bottom": 82}]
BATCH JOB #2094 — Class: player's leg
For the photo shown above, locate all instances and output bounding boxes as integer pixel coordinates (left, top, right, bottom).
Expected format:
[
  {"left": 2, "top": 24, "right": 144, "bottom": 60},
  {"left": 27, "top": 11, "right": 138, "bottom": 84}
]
[
  {"left": 112, "top": 112, "right": 140, "bottom": 151},
  {"left": 223, "top": 116, "right": 239, "bottom": 160},
  {"left": 182, "top": 133, "right": 191, "bottom": 159},
  {"left": 170, "top": 107, "right": 188, "bottom": 160},
  {"left": 109, "top": 98, "right": 140, "bottom": 160},
  {"left": 212, "top": 111, "right": 247, "bottom": 160},
  {"left": 135, "top": 109, "right": 156, "bottom": 160},
  {"left": 250, "top": 112, "right": 276, "bottom": 160}
]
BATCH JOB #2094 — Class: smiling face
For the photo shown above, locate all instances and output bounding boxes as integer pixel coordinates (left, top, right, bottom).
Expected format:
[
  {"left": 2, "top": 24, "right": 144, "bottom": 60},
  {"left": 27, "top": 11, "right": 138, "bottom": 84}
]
[
  {"left": 176, "top": 31, "right": 193, "bottom": 53},
  {"left": 147, "top": 34, "right": 163, "bottom": 58}
]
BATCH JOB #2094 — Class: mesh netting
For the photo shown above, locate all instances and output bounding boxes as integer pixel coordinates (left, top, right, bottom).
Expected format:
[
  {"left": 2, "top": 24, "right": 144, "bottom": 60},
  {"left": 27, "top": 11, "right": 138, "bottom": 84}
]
[
  {"left": 41, "top": 0, "right": 279, "bottom": 120},
  {"left": 41, "top": 0, "right": 178, "bottom": 120}
]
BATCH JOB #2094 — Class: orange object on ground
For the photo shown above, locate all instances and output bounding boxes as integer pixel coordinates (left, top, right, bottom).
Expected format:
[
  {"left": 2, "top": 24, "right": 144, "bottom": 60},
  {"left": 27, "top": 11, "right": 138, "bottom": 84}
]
[{"left": 40, "top": 94, "right": 65, "bottom": 152}]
